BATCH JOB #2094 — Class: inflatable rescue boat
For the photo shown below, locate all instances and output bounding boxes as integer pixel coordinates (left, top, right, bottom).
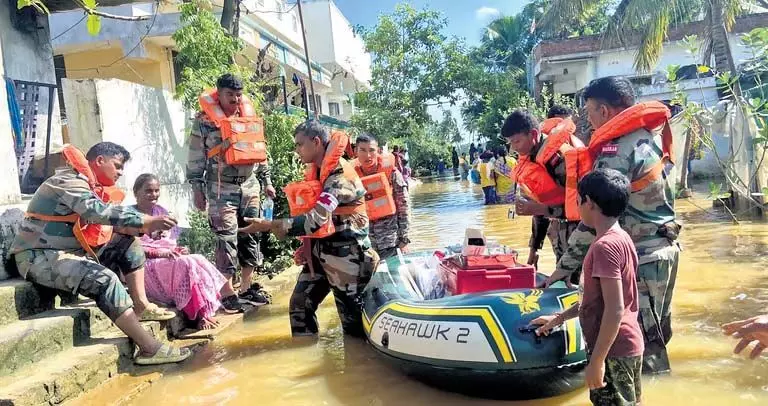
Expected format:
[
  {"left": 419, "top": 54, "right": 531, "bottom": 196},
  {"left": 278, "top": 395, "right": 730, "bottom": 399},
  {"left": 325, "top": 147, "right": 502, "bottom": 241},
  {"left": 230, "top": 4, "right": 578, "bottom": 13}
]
[{"left": 361, "top": 236, "right": 587, "bottom": 400}]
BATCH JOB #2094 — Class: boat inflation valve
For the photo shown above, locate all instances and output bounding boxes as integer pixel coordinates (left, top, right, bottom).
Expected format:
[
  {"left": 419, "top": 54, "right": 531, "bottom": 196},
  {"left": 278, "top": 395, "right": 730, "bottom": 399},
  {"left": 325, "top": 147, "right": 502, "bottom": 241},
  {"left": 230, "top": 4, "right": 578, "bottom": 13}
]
[{"left": 381, "top": 332, "right": 389, "bottom": 348}]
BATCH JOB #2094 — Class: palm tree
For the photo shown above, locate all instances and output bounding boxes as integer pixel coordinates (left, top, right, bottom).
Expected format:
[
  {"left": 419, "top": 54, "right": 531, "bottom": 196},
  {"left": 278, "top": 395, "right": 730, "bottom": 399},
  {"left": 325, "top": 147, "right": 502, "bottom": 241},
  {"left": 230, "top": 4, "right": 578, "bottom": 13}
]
[
  {"left": 479, "top": 15, "right": 534, "bottom": 74},
  {"left": 540, "top": 0, "right": 747, "bottom": 74}
]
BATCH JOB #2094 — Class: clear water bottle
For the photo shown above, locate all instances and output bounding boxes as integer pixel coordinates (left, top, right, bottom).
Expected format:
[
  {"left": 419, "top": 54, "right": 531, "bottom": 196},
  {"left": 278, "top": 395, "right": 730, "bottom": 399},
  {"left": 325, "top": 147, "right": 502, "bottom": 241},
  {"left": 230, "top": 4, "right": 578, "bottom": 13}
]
[{"left": 262, "top": 197, "right": 274, "bottom": 221}]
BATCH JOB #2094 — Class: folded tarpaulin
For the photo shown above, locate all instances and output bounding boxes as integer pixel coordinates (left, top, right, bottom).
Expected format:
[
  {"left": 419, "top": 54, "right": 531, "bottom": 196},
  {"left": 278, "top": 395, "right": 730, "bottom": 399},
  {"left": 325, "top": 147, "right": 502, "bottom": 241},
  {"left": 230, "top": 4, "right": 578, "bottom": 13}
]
[{"left": 5, "top": 77, "right": 23, "bottom": 151}]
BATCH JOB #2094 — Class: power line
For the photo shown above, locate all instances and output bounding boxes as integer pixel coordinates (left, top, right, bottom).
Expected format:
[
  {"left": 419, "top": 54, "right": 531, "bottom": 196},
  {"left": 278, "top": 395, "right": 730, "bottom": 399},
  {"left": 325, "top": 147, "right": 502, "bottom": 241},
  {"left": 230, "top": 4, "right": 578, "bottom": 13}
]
[
  {"left": 56, "top": 4, "right": 159, "bottom": 72},
  {"left": 51, "top": 15, "right": 87, "bottom": 42}
]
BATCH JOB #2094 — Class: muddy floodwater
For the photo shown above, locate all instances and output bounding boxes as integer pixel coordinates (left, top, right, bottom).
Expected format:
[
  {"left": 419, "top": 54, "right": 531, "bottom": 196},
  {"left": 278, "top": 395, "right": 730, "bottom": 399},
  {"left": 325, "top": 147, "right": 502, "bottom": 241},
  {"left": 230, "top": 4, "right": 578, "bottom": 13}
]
[{"left": 78, "top": 179, "right": 768, "bottom": 405}]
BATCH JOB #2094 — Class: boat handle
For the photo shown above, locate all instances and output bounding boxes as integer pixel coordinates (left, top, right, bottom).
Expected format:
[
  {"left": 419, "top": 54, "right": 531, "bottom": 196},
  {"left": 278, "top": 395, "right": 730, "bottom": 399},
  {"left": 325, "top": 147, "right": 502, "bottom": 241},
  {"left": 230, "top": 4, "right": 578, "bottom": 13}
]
[{"left": 518, "top": 326, "right": 543, "bottom": 344}]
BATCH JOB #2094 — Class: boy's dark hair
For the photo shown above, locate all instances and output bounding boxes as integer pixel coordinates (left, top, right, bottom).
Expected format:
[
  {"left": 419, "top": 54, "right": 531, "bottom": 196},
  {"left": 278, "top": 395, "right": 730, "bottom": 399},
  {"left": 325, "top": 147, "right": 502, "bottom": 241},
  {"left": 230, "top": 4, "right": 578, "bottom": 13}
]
[
  {"left": 216, "top": 73, "right": 244, "bottom": 91},
  {"left": 501, "top": 109, "right": 539, "bottom": 139},
  {"left": 547, "top": 104, "right": 573, "bottom": 119},
  {"left": 577, "top": 168, "right": 630, "bottom": 217},
  {"left": 582, "top": 76, "right": 635, "bottom": 109},
  {"left": 355, "top": 133, "right": 378, "bottom": 145},
  {"left": 133, "top": 173, "right": 159, "bottom": 195},
  {"left": 294, "top": 120, "right": 329, "bottom": 144},
  {"left": 86, "top": 142, "right": 131, "bottom": 162}
]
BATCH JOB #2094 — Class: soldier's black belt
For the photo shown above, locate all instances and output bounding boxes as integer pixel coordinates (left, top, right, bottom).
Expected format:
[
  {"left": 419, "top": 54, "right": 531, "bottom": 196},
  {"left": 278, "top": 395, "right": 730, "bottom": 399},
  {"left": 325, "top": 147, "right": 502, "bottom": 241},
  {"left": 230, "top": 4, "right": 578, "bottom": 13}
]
[{"left": 209, "top": 175, "right": 248, "bottom": 185}]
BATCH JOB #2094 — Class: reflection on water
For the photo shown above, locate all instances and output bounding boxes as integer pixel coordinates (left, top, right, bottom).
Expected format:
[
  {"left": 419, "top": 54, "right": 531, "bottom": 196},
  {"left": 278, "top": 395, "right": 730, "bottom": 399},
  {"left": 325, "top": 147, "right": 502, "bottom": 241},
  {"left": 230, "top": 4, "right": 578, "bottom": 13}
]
[{"left": 90, "top": 180, "right": 768, "bottom": 405}]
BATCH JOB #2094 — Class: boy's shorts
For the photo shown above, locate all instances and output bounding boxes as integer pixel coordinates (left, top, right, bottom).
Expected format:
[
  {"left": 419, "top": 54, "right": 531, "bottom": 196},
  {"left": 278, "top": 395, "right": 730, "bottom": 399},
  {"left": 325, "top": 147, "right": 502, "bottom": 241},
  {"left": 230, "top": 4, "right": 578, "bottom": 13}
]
[{"left": 589, "top": 355, "right": 642, "bottom": 406}]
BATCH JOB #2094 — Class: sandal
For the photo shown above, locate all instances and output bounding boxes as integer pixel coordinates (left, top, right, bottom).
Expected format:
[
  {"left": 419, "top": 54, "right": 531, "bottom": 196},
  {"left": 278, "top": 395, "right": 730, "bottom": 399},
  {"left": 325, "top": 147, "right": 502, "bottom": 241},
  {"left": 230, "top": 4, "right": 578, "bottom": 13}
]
[
  {"left": 139, "top": 304, "right": 176, "bottom": 321},
  {"left": 135, "top": 344, "right": 192, "bottom": 366}
]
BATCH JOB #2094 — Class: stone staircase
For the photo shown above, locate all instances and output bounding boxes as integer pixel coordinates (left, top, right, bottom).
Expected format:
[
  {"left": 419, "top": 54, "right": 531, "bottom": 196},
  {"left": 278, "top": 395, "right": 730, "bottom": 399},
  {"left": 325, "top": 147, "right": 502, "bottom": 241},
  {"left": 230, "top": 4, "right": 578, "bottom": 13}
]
[{"left": 0, "top": 278, "right": 173, "bottom": 406}]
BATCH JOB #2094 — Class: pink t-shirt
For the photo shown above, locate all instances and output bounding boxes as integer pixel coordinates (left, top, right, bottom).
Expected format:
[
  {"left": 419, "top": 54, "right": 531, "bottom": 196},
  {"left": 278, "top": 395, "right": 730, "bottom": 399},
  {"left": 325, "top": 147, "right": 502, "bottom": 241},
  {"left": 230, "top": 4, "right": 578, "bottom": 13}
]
[{"left": 579, "top": 226, "right": 644, "bottom": 358}]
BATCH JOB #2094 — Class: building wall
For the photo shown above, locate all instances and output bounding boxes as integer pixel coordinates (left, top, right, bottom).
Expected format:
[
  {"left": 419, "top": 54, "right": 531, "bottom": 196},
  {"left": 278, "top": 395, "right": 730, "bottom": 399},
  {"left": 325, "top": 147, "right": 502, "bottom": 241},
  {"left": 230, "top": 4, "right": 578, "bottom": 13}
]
[
  {"left": 62, "top": 78, "right": 192, "bottom": 226},
  {"left": 0, "top": 15, "right": 22, "bottom": 206},
  {"left": 302, "top": 0, "right": 372, "bottom": 85},
  {"left": 0, "top": 3, "right": 63, "bottom": 160},
  {"left": 62, "top": 42, "right": 174, "bottom": 91}
]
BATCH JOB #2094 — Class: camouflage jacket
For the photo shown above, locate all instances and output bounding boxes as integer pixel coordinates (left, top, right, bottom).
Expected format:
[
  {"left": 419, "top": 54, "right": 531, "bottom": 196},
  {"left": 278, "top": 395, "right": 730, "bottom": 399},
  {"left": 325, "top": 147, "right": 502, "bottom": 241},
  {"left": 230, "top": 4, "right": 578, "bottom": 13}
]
[
  {"left": 186, "top": 113, "right": 272, "bottom": 193},
  {"left": 528, "top": 136, "right": 568, "bottom": 250},
  {"left": 282, "top": 160, "right": 370, "bottom": 248},
  {"left": 11, "top": 168, "right": 145, "bottom": 254},
  {"left": 362, "top": 166, "right": 410, "bottom": 251},
  {"left": 557, "top": 127, "right": 679, "bottom": 275}
]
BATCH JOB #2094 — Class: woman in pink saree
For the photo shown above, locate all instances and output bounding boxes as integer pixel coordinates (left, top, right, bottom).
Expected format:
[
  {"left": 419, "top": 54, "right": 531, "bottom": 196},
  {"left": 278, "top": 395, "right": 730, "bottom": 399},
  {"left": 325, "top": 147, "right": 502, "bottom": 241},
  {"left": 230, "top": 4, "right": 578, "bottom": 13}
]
[{"left": 132, "top": 174, "right": 227, "bottom": 330}]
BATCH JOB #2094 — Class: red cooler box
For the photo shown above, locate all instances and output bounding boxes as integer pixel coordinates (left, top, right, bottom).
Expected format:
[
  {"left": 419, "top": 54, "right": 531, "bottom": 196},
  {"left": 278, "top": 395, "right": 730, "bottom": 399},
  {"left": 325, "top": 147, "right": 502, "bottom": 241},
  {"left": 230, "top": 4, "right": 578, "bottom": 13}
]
[{"left": 438, "top": 254, "right": 536, "bottom": 295}]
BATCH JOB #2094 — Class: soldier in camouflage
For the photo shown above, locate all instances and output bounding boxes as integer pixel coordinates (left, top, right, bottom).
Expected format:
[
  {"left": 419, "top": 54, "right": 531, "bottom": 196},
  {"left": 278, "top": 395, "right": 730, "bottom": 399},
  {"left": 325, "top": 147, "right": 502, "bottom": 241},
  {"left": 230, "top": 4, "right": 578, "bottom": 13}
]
[
  {"left": 544, "top": 77, "right": 681, "bottom": 374},
  {"left": 186, "top": 74, "right": 273, "bottom": 312},
  {"left": 11, "top": 142, "right": 191, "bottom": 365},
  {"left": 501, "top": 109, "right": 580, "bottom": 277},
  {"left": 240, "top": 120, "right": 379, "bottom": 337},
  {"left": 354, "top": 133, "right": 410, "bottom": 259}
]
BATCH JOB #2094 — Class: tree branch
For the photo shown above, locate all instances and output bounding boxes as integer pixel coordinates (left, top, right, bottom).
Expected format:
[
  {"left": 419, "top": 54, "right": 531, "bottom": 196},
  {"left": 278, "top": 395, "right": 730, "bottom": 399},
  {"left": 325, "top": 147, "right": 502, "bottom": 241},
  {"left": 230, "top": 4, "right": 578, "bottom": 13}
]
[{"left": 85, "top": 9, "right": 150, "bottom": 21}]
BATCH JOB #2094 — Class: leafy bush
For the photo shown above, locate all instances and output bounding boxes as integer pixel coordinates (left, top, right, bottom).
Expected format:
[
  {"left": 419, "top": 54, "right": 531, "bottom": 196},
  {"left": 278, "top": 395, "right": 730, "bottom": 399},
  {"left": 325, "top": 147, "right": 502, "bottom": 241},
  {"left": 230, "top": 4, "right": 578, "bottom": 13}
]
[
  {"left": 260, "top": 111, "right": 305, "bottom": 272},
  {"left": 177, "top": 210, "right": 215, "bottom": 262}
]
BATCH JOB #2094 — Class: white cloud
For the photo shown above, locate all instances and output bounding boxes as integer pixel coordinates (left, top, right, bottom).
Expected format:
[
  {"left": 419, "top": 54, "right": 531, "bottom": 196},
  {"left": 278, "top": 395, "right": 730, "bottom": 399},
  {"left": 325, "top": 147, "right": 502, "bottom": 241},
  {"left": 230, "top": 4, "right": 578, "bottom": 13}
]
[{"left": 475, "top": 6, "right": 500, "bottom": 20}]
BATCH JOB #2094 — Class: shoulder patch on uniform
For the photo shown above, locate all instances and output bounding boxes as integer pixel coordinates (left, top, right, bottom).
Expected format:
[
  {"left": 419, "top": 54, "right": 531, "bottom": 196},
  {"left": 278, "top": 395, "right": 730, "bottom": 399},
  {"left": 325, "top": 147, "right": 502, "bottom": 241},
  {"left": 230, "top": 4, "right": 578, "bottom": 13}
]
[
  {"left": 601, "top": 144, "right": 619, "bottom": 155},
  {"left": 316, "top": 192, "right": 339, "bottom": 212}
]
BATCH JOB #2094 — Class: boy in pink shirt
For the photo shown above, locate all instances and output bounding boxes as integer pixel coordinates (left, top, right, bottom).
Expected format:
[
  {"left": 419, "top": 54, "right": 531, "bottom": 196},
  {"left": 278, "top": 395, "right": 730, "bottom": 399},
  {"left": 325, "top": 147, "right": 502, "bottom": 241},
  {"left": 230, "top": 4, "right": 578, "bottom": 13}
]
[{"left": 532, "top": 168, "right": 644, "bottom": 405}]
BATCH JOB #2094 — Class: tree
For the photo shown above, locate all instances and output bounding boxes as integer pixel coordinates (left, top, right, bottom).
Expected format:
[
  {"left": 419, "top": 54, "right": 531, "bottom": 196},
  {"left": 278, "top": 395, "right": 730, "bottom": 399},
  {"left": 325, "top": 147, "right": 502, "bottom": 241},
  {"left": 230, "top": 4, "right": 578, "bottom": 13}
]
[
  {"left": 438, "top": 110, "right": 463, "bottom": 144},
  {"left": 540, "top": 0, "right": 746, "bottom": 74},
  {"left": 353, "top": 4, "right": 473, "bottom": 141},
  {"left": 172, "top": 0, "right": 260, "bottom": 110}
]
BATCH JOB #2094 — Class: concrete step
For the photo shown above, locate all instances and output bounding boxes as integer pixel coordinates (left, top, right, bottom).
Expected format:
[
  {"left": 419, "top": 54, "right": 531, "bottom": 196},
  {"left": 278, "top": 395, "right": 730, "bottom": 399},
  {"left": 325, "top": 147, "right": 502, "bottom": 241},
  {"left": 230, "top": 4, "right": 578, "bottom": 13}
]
[
  {"left": 0, "top": 308, "right": 90, "bottom": 377},
  {"left": 0, "top": 337, "right": 134, "bottom": 406},
  {"left": 0, "top": 279, "right": 54, "bottom": 327}
]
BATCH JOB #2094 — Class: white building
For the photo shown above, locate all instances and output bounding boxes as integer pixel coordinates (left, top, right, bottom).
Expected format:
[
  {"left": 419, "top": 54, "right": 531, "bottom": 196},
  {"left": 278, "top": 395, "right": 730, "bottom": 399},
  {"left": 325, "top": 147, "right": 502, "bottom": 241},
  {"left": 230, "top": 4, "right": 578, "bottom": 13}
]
[
  {"left": 529, "top": 13, "right": 768, "bottom": 106},
  {"left": 48, "top": 0, "right": 370, "bottom": 122}
]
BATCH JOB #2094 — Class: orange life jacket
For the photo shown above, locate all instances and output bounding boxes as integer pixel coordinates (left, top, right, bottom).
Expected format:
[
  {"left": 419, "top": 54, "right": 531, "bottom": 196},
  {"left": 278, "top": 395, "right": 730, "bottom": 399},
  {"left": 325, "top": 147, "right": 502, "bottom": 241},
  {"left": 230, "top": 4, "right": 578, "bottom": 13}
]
[
  {"left": 283, "top": 131, "right": 366, "bottom": 239},
  {"left": 513, "top": 118, "right": 584, "bottom": 221},
  {"left": 25, "top": 144, "right": 126, "bottom": 260},
  {"left": 353, "top": 153, "right": 397, "bottom": 221},
  {"left": 200, "top": 89, "right": 267, "bottom": 166},
  {"left": 560, "top": 102, "right": 674, "bottom": 215}
]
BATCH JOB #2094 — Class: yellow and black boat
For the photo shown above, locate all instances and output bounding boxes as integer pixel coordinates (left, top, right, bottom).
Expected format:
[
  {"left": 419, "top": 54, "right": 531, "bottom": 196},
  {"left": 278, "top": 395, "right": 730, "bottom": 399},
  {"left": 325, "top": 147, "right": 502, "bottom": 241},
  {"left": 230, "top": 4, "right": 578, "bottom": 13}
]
[{"left": 361, "top": 248, "right": 587, "bottom": 400}]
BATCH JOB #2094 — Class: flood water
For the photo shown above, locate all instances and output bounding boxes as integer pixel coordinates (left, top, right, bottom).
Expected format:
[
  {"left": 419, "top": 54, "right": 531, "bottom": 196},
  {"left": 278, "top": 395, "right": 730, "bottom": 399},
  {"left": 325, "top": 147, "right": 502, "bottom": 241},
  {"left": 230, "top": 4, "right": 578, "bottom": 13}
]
[{"left": 85, "top": 179, "right": 768, "bottom": 405}]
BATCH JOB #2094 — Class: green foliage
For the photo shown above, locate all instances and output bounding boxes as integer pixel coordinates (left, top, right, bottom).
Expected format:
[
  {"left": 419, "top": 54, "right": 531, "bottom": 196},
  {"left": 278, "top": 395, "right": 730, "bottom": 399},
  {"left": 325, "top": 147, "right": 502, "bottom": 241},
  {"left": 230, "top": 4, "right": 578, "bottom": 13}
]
[
  {"left": 17, "top": 0, "right": 48, "bottom": 14},
  {"left": 708, "top": 182, "right": 732, "bottom": 200},
  {"left": 172, "top": 0, "right": 261, "bottom": 111},
  {"left": 260, "top": 112, "right": 304, "bottom": 270},
  {"left": 178, "top": 210, "right": 215, "bottom": 262},
  {"left": 437, "top": 110, "right": 462, "bottom": 144},
  {"left": 353, "top": 4, "right": 472, "bottom": 141}
]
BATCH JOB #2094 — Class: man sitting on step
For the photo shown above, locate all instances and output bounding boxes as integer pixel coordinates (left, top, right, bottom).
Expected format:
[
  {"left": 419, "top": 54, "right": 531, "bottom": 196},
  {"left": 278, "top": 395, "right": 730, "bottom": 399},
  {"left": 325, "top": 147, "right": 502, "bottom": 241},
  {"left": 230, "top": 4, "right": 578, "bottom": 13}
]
[{"left": 11, "top": 142, "right": 191, "bottom": 365}]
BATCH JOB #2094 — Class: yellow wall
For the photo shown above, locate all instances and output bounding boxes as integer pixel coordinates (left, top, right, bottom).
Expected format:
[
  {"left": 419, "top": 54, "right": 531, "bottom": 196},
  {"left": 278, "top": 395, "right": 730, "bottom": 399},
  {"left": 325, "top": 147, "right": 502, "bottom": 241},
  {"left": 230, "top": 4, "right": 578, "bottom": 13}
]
[{"left": 63, "top": 41, "right": 175, "bottom": 91}]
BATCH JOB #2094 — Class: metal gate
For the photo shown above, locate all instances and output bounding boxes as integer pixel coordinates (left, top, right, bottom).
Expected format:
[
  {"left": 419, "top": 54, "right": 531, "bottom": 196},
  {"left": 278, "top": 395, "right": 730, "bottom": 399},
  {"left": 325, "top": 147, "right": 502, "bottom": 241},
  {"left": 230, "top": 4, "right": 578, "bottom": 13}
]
[{"left": 10, "top": 79, "right": 57, "bottom": 191}]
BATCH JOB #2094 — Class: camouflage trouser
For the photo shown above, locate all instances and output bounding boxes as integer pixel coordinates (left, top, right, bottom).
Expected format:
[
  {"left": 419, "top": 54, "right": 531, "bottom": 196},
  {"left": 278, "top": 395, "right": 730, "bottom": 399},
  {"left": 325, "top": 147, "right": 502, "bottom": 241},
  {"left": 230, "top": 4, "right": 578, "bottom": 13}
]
[
  {"left": 289, "top": 240, "right": 379, "bottom": 337},
  {"left": 589, "top": 355, "right": 643, "bottom": 406},
  {"left": 547, "top": 220, "right": 581, "bottom": 283},
  {"left": 206, "top": 178, "right": 262, "bottom": 277},
  {"left": 13, "top": 233, "right": 145, "bottom": 321},
  {"left": 376, "top": 246, "right": 398, "bottom": 260},
  {"left": 637, "top": 248, "right": 679, "bottom": 374}
]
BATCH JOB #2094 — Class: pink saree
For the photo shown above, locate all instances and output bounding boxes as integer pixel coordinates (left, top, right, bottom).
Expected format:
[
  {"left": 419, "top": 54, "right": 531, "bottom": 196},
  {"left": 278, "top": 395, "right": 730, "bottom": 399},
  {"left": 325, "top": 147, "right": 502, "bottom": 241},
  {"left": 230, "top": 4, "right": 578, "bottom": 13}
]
[{"left": 138, "top": 205, "right": 226, "bottom": 321}]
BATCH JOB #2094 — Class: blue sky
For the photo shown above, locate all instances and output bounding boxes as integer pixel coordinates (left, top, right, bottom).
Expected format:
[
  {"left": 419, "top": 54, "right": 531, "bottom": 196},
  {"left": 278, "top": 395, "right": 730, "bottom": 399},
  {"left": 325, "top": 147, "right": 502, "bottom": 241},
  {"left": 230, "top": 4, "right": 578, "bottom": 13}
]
[{"left": 333, "top": 0, "right": 527, "bottom": 45}]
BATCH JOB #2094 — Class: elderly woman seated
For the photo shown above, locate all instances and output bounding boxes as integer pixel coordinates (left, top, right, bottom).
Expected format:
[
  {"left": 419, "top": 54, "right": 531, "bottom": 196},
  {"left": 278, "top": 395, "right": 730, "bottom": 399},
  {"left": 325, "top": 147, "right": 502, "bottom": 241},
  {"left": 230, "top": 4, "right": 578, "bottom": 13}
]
[{"left": 131, "top": 174, "right": 235, "bottom": 330}]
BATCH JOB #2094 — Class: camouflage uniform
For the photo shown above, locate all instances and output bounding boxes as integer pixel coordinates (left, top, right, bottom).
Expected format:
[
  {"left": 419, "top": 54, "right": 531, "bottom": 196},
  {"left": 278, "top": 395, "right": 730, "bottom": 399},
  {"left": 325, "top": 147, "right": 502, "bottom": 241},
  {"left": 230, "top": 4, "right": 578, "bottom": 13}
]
[
  {"left": 358, "top": 166, "right": 410, "bottom": 259},
  {"left": 278, "top": 161, "right": 379, "bottom": 337},
  {"left": 526, "top": 135, "right": 581, "bottom": 275},
  {"left": 589, "top": 355, "right": 643, "bottom": 406},
  {"left": 11, "top": 168, "right": 146, "bottom": 321},
  {"left": 186, "top": 113, "right": 272, "bottom": 277},
  {"left": 557, "top": 127, "right": 681, "bottom": 374}
]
